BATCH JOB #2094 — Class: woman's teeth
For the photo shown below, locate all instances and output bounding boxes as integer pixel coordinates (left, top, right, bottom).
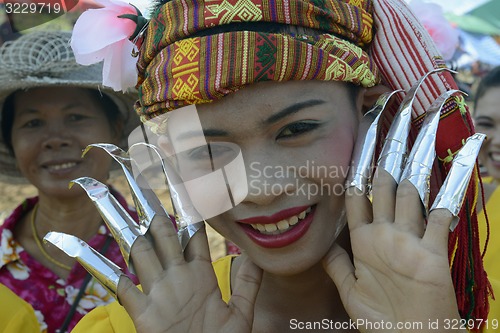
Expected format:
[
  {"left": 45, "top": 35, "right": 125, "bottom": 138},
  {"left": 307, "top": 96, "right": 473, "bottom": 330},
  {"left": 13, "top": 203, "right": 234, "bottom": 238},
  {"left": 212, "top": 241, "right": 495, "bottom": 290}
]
[
  {"left": 47, "top": 162, "right": 77, "bottom": 171},
  {"left": 250, "top": 207, "right": 312, "bottom": 235}
]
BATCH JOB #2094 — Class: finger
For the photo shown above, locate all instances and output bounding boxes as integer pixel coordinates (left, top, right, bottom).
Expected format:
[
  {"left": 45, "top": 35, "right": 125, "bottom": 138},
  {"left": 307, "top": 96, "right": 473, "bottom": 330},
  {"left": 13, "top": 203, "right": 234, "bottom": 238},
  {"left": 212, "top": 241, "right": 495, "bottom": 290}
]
[
  {"left": 429, "top": 133, "right": 486, "bottom": 231},
  {"left": 322, "top": 243, "right": 356, "bottom": 302},
  {"left": 69, "top": 177, "right": 142, "bottom": 274},
  {"left": 371, "top": 168, "right": 397, "bottom": 223},
  {"left": 394, "top": 180, "right": 425, "bottom": 236},
  {"left": 43, "top": 232, "right": 125, "bottom": 300},
  {"left": 129, "top": 235, "right": 163, "bottom": 293},
  {"left": 346, "top": 89, "right": 401, "bottom": 194},
  {"left": 117, "top": 275, "right": 148, "bottom": 318},
  {"left": 345, "top": 186, "right": 373, "bottom": 229},
  {"left": 421, "top": 208, "right": 453, "bottom": 255},
  {"left": 226, "top": 255, "right": 263, "bottom": 324},
  {"left": 183, "top": 223, "right": 212, "bottom": 262},
  {"left": 400, "top": 90, "right": 460, "bottom": 212},
  {"left": 424, "top": 133, "right": 486, "bottom": 250},
  {"left": 149, "top": 213, "right": 185, "bottom": 267}
]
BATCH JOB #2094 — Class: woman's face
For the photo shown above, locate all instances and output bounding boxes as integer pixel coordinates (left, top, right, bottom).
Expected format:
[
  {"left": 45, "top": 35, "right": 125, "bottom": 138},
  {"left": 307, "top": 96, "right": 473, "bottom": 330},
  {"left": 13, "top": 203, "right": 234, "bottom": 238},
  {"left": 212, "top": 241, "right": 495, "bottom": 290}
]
[
  {"left": 10, "top": 87, "right": 119, "bottom": 197},
  {"left": 165, "top": 80, "right": 360, "bottom": 275},
  {"left": 474, "top": 86, "right": 500, "bottom": 180}
]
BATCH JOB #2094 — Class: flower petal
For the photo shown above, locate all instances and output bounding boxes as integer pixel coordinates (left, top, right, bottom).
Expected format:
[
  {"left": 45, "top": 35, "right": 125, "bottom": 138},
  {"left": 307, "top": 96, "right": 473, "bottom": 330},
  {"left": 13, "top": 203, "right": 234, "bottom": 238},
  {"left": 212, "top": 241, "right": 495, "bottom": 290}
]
[
  {"left": 101, "top": 39, "right": 138, "bottom": 91},
  {"left": 72, "top": 9, "right": 136, "bottom": 55}
]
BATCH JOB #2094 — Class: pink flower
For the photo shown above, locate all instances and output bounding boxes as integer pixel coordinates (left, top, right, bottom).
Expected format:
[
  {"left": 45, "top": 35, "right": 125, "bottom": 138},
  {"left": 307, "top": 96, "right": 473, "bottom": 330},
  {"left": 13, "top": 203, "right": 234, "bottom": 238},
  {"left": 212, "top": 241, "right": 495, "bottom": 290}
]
[
  {"left": 71, "top": 0, "right": 142, "bottom": 91},
  {"left": 409, "top": 0, "right": 459, "bottom": 61}
]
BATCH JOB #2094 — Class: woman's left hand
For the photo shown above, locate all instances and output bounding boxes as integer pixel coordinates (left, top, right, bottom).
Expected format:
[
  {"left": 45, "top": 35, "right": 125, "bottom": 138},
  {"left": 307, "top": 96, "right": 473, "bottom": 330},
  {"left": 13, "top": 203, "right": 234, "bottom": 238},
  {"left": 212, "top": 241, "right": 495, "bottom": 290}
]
[{"left": 323, "top": 169, "right": 466, "bottom": 333}]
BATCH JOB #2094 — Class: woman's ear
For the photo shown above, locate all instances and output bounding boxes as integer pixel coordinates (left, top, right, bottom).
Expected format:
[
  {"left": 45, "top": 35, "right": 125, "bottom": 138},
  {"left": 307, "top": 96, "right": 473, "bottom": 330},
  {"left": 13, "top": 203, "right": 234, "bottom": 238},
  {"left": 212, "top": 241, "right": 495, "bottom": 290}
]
[{"left": 359, "top": 84, "right": 393, "bottom": 114}]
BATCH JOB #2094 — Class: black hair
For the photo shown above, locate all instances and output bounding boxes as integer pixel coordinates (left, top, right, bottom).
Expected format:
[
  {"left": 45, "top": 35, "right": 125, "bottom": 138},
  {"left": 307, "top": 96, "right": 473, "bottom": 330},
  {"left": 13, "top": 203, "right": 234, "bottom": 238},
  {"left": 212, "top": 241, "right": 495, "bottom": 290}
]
[
  {"left": 1, "top": 88, "right": 123, "bottom": 155},
  {"left": 474, "top": 66, "right": 500, "bottom": 110}
]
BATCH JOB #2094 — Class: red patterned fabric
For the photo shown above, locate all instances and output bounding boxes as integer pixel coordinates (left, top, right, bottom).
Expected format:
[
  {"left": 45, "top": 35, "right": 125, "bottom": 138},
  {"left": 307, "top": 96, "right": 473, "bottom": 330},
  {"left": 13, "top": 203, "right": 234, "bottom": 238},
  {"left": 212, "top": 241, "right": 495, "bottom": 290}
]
[{"left": 0, "top": 192, "right": 139, "bottom": 333}]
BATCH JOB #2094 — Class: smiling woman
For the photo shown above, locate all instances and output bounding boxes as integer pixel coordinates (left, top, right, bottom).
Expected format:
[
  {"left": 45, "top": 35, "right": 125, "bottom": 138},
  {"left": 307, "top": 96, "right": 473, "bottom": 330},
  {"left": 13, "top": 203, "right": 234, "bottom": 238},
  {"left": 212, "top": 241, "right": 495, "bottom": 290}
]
[{"left": 0, "top": 31, "right": 140, "bottom": 333}]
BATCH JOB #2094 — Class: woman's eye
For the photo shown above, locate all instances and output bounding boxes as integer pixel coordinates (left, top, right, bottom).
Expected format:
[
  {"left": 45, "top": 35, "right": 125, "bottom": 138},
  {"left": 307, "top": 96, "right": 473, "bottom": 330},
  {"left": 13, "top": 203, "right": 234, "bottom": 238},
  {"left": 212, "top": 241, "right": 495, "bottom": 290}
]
[
  {"left": 276, "top": 121, "right": 320, "bottom": 139},
  {"left": 22, "top": 119, "right": 42, "bottom": 128},
  {"left": 68, "top": 114, "right": 88, "bottom": 121},
  {"left": 187, "top": 143, "right": 233, "bottom": 160}
]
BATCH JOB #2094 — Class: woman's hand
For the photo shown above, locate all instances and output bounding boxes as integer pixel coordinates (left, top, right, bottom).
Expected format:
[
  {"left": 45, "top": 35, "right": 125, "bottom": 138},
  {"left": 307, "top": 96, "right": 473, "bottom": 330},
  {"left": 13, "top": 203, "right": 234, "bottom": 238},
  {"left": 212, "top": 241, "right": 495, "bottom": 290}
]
[
  {"left": 324, "top": 173, "right": 464, "bottom": 333},
  {"left": 118, "top": 217, "right": 262, "bottom": 333},
  {"left": 322, "top": 86, "right": 479, "bottom": 333}
]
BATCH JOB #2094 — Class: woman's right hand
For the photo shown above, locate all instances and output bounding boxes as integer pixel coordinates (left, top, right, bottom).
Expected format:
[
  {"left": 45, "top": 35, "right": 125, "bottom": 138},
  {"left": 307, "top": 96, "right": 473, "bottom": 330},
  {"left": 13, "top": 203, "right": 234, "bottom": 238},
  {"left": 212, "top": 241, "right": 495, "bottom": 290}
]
[{"left": 117, "top": 216, "right": 262, "bottom": 333}]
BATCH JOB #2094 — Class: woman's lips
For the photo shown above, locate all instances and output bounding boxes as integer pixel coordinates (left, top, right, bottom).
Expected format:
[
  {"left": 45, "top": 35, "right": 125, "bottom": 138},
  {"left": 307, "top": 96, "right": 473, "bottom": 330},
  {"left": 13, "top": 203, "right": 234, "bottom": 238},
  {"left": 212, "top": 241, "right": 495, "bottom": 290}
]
[
  {"left": 42, "top": 160, "right": 81, "bottom": 175},
  {"left": 237, "top": 205, "right": 316, "bottom": 248}
]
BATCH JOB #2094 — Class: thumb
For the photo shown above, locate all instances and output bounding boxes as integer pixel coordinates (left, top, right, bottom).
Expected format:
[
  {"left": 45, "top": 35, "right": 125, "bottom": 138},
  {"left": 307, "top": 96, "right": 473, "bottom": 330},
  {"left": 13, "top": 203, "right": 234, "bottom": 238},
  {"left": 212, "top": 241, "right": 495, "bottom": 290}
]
[{"left": 228, "top": 255, "right": 263, "bottom": 322}]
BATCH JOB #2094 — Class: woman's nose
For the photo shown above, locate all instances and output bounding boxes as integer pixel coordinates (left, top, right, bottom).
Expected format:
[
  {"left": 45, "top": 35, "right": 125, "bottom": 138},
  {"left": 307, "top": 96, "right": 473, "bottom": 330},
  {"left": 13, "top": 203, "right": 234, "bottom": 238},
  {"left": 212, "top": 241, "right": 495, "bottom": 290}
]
[
  {"left": 243, "top": 158, "right": 297, "bottom": 206},
  {"left": 41, "top": 124, "right": 72, "bottom": 150}
]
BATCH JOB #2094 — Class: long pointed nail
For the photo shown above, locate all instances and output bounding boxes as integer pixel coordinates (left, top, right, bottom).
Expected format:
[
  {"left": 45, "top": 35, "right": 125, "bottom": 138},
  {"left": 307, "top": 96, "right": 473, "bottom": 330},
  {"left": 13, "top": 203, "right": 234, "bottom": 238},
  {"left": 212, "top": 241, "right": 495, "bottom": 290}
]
[
  {"left": 346, "top": 89, "right": 403, "bottom": 193},
  {"left": 430, "top": 133, "right": 486, "bottom": 231},
  {"left": 130, "top": 143, "right": 204, "bottom": 251},
  {"left": 83, "top": 143, "right": 166, "bottom": 234},
  {"left": 70, "top": 177, "right": 141, "bottom": 273},
  {"left": 377, "top": 68, "right": 454, "bottom": 183},
  {"left": 401, "top": 90, "right": 463, "bottom": 212},
  {"left": 44, "top": 231, "right": 123, "bottom": 299}
]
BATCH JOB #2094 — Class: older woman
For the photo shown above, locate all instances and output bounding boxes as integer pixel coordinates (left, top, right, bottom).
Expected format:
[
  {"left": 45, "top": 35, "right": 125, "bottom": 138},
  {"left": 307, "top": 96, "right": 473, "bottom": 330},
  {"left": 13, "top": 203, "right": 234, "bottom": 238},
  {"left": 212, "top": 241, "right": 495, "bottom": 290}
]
[{"left": 0, "top": 31, "right": 139, "bottom": 332}]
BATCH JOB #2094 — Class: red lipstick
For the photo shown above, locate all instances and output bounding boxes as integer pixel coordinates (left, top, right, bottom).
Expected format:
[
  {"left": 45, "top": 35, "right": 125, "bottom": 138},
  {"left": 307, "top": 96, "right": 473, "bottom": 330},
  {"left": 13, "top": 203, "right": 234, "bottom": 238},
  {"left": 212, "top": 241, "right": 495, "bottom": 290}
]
[{"left": 237, "top": 205, "right": 316, "bottom": 248}]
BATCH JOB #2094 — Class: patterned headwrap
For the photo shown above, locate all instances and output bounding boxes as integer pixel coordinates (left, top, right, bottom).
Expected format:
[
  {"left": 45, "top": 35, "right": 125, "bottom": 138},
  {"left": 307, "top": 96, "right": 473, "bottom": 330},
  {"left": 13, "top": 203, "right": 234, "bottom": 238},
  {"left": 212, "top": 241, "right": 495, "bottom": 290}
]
[
  {"left": 73, "top": 0, "right": 492, "bottom": 328},
  {"left": 135, "top": 0, "right": 380, "bottom": 125}
]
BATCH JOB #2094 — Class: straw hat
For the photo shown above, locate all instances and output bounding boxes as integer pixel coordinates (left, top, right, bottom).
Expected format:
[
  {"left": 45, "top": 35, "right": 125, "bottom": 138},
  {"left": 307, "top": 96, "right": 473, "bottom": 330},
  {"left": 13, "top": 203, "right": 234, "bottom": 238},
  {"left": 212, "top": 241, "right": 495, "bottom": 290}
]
[{"left": 0, "top": 31, "right": 139, "bottom": 184}]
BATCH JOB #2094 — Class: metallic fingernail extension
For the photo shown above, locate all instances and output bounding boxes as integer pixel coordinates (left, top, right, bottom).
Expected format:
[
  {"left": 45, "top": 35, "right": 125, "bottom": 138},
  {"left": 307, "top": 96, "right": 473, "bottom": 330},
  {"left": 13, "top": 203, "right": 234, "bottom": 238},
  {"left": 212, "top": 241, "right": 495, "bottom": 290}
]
[
  {"left": 401, "top": 90, "right": 462, "bottom": 213},
  {"left": 70, "top": 177, "right": 141, "bottom": 273},
  {"left": 377, "top": 68, "right": 455, "bottom": 183},
  {"left": 130, "top": 143, "right": 205, "bottom": 251},
  {"left": 44, "top": 232, "right": 123, "bottom": 299},
  {"left": 430, "top": 133, "right": 486, "bottom": 231},
  {"left": 346, "top": 89, "right": 403, "bottom": 193},
  {"left": 83, "top": 143, "right": 166, "bottom": 234}
]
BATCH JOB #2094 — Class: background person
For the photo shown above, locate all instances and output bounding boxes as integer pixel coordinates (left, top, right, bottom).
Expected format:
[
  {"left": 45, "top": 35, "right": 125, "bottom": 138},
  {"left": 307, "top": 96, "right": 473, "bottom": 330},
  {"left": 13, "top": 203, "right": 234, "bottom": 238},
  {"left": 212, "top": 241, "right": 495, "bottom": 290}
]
[
  {"left": 473, "top": 65, "right": 500, "bottom": 333},
  {"left": 0, "top": 30, "right": 139, "bottom": 332}
]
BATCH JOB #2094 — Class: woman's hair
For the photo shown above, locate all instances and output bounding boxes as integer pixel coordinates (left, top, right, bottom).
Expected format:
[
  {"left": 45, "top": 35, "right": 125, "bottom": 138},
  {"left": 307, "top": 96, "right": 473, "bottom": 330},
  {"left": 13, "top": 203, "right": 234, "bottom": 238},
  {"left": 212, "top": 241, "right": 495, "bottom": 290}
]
[
  {"left": 1, "top": 88, "right": 123, "bottom": 155},
  {"left": 474, "top": 66, "right": 500, "bottom": 110}
]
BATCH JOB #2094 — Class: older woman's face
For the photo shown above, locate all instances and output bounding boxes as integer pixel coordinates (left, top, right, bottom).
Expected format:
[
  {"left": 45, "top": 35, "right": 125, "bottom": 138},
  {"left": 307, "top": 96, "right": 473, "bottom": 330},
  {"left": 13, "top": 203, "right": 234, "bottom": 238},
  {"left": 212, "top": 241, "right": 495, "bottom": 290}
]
[
  {"left": 164, "top": 80, "right": 360, "bottom": 275},
  {"left": 10, "top": 87, "right": 119, "bottom": 197},
  {"left": 474, "top": 86, "right": 500, "bottom": 180}
]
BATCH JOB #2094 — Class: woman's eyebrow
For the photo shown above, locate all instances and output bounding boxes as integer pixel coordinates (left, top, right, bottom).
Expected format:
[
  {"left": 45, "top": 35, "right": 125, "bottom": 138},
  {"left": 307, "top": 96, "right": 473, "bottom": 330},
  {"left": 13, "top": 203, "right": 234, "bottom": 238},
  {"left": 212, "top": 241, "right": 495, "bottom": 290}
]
[
  {"left": 474, "top": 115, "right": 494, "bottom": 122},
  {"left": 263, "top": 99, "right": 325, "bottom": 125},
  {"left": 175, "top": 128, "right": 229, "bottom": 141}
]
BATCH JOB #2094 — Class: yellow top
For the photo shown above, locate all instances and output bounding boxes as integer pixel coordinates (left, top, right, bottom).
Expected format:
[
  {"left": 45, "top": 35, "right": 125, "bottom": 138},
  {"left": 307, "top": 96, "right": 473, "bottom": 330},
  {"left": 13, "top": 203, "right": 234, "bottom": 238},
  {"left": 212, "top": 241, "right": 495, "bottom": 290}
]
[
  {"left": 72, "top": 255, "right": 234, "bottom": 333},
  {"left": 478, "top": 178, "right": 500, "bottom": 331},
  {"left": 0, "top": 284, "right": 40, "bottom": 333}
]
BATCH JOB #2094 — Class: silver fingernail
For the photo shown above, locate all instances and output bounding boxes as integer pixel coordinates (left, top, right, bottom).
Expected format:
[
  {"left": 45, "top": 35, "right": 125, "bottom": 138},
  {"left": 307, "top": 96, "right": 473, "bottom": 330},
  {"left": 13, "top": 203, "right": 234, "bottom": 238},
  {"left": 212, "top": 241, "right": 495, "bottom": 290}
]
[
  {"left": 346, "top": 89, "right": 403, "bottom": 193},
  {"left": 70, "top": 177, "right": 141, "bottom": 273},
  {"left": 401, "top": 90, "right": 462, "bottom": 213},
  {"left": 378, "top": 68, "right": 453, "bottom": 183},
  {"left": 130, "top": 143, "right": 204, "bottom": 251},
  {"left": 83, "top": 143, "right": 166, "bottom": 234},
  {"left": 44, "top": 231, "right": 123, "bottom": 299},
  {"left": 430, "top": 133, "right": 486, "bottom": 231}
]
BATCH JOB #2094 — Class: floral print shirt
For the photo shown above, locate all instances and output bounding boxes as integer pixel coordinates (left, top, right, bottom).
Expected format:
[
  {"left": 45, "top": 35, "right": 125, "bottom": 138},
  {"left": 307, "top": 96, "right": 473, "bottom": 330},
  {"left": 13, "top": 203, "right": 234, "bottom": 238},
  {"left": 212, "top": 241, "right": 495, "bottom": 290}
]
[{"left": 0, "top": 194, "right": 139, "bottom": 333}]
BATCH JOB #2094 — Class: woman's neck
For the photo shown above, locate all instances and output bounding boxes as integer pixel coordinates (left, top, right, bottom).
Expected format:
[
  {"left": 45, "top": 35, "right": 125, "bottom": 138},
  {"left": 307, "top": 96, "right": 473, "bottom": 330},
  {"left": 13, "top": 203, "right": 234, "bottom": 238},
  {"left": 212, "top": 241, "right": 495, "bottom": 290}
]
[
  {"left": 248, "top": 259, "right": 355, "bottom": 332},
  {"left": 34, "top": 192, "right": 104, "bottom": 240},
  {"left": 14, "top": 191, "right": 105, "bottom": 279}
]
